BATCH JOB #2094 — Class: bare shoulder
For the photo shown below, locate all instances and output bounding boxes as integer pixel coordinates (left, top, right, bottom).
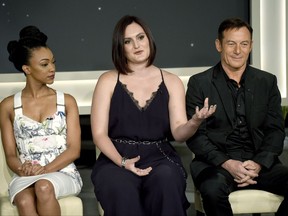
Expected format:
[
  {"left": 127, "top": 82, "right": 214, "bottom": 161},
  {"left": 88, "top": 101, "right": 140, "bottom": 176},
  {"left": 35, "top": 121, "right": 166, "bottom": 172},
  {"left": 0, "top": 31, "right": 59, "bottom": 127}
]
[
  {"left": 95, "top": 70, "right": 118, "bottom": 94},
  {"left": 0, "top": 95, "right": 14, "bottom": 122},
  {"left": 62, "top": 93, "right": 79, "bottom": 116},
  {"left": 0, "top": 95, "right": 14, "bottom": 111},
  {"left": 98, "top": 70, "right": 118, "bottom": 84},
  {"left": 161, "top": 69, "right": 183, "bottom": 88},
  {"left": 63, "top": 93, "right": 77, "bottom": 104}
]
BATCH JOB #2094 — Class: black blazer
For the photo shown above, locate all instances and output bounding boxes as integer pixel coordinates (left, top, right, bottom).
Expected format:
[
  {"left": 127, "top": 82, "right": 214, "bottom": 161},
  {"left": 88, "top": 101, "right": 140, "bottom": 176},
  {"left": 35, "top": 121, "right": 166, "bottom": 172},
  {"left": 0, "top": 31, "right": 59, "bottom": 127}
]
[{"left": 186, "top": 62, "right": 285, "bottom": 179}]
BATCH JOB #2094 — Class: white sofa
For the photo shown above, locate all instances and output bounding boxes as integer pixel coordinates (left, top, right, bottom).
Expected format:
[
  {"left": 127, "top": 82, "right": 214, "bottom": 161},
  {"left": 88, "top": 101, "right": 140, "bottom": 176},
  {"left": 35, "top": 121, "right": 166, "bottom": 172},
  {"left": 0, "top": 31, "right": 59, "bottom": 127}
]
[{"left": 194, "top": 188, "right": 284, "bottom": 215}]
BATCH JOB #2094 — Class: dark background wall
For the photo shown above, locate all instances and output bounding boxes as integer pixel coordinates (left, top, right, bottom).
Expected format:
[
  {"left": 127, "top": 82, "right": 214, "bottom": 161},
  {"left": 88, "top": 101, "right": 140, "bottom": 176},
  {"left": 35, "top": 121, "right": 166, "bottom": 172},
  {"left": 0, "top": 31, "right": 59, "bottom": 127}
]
[{"left": 0, "top": 0, "right": 249, "bottom": 73}]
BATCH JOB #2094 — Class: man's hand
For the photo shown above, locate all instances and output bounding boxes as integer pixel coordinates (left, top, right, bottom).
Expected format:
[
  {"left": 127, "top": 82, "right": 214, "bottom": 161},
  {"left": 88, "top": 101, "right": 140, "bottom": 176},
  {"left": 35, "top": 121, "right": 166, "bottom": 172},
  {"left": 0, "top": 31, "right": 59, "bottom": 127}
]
[
  {"left": 242, "top": 160, "right": 262, "bottom": 174},
  {"left": 234, "top": 160, "right": 261, "bottom": 187},
  {"left": 222, "top": 159, "right": 258, "bottom": 187}
]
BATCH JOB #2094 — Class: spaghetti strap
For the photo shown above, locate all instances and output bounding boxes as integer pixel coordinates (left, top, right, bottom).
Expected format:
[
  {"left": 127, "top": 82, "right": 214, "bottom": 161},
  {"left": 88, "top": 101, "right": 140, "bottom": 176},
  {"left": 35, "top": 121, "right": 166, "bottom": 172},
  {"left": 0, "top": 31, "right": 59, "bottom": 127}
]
[
  {"left": 159, "top": 68, "right": 164, "bottom": 81},
  {"left": 117, "top": 72, "right": 120, "bottom": 82}
]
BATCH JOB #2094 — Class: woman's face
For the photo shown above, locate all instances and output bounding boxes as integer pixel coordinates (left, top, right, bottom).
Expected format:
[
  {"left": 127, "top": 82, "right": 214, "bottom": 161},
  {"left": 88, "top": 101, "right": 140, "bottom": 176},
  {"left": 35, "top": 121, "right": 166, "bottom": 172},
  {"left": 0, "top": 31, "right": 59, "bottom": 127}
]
[
  {"left": 24, "top": 47, "right": 56, "bottom": 84},
  {"left": 123, "top": 22, "right": 150, "bottom": 66}
]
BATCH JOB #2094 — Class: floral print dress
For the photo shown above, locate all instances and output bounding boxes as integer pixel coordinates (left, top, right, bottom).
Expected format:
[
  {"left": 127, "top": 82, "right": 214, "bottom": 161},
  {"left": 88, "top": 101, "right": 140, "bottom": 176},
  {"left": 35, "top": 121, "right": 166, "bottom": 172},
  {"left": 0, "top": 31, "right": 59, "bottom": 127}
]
[{"left": 8, "top": 91, "right": 82, "bottom": 204}]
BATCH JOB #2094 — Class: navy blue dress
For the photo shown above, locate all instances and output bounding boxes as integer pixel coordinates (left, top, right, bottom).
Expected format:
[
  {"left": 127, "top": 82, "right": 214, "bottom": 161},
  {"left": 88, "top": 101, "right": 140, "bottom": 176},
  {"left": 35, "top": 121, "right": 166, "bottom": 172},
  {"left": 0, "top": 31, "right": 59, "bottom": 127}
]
[{"left": 91, "top": 70, "right": 189, "bottom": 216}]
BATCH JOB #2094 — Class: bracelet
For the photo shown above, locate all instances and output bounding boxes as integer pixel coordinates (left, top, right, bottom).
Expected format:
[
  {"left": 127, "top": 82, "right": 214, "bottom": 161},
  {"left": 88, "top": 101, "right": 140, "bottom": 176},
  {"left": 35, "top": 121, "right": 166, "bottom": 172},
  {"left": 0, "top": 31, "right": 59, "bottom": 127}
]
[{"left": 121, "top": 157, "right": 127, "bottom": 168}]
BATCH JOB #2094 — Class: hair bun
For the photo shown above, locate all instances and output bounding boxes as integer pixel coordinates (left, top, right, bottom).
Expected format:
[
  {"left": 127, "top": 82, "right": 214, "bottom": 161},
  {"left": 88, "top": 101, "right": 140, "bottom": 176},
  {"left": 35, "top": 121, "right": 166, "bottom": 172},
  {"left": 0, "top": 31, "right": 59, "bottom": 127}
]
[
  {"left": 7, "top": 40, "right": 19, "bottom": 62},
  {"left": 7, "top": 25, "right": 49, "bottom": 72},
  {"left": 19, "top": 25, "right": 48, "bottom": 43},
  {"left": 7, "top": 40, "right": 18, "bottom": 54}
]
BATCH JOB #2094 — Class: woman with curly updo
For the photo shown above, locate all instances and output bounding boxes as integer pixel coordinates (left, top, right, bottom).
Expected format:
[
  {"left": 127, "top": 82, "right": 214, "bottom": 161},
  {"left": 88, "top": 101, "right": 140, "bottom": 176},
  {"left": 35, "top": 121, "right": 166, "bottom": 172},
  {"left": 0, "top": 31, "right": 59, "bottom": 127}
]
[{"left": 0, "top": 26, "right": 83, "bottom": 216}]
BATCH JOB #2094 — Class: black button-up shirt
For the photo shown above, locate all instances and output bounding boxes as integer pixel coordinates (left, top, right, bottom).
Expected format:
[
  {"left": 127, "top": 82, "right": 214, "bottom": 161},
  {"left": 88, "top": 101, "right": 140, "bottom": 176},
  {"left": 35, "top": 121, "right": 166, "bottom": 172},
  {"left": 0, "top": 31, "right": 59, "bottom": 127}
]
[{"left": 224, "top": 70, "right": 254, "bottom": 161}]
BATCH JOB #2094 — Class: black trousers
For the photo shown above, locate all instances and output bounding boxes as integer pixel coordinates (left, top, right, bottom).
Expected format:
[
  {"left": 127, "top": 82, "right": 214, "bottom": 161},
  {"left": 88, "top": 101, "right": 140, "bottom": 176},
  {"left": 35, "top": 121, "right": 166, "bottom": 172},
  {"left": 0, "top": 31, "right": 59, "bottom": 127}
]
[
  {"left": 193, "top": 163, "right": 288, "bottom": 216},
  {"left": 92, "top": 159, "right": 189, "bottom": 216},
  {"left": 91, "top": 141, "right": 190, "bottom": 216}
]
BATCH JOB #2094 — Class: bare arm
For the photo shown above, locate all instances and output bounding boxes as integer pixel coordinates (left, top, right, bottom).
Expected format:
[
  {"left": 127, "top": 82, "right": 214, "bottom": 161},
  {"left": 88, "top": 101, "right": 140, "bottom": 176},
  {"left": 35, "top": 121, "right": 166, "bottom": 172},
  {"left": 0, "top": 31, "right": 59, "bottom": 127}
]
[
  {"left": 165, "top": 72, "right": 216, "bottom": 142},
  {"left": 0, "top": 96, "right": 24, "bottom": 175},
  {"left": 91, "top": 71, "right": 152, "bottom": 176},
  {"left": 91, "top": 72, "right": 122, "bottom": 166}
]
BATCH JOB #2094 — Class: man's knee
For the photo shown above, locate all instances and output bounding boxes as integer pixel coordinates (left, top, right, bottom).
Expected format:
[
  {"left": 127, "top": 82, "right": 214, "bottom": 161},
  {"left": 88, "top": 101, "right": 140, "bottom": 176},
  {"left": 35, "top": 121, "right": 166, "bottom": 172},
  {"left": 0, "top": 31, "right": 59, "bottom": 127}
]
[{"left": 197, "top": 169, "right": 232, "bottom": 201}]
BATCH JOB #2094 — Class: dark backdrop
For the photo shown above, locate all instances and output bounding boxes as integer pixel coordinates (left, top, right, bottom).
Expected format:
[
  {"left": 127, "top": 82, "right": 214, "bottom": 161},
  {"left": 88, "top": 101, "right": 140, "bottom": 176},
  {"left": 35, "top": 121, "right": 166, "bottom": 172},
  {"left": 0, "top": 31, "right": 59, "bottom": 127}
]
[{"left": 0, "top": 0, "right": 249, "bottom": 73}]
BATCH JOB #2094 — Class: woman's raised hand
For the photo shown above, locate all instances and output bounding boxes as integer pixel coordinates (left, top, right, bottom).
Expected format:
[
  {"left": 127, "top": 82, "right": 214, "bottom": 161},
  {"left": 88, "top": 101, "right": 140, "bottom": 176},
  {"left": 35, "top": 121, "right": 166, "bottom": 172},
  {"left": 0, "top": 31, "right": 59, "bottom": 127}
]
[{"left": 193, "top": 98, "right": 216, "bottom": 122}]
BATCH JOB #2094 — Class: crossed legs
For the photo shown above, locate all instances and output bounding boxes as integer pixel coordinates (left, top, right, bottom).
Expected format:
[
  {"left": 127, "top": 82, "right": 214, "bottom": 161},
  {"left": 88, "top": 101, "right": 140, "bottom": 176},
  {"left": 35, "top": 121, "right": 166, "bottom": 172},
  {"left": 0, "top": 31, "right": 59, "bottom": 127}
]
[{"left": 14, "top": 179, "right": 60, "bottom": 216}]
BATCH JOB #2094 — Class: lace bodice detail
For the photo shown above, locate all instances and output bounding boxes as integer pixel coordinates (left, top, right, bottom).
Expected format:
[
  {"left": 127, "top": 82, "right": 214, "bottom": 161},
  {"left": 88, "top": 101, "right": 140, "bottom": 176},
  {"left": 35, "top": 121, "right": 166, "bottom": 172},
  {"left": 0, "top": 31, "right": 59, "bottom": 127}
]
[{"left": 120, "top": 82, "right": 162, "bottom": 111}]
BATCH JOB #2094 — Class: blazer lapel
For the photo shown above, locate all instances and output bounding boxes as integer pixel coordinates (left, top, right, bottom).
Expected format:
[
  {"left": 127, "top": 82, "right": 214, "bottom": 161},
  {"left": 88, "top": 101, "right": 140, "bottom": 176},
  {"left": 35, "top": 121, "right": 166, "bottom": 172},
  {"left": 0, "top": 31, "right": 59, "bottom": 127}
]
[
  {"left": 244, "top": 67, "right": 255, "bottom": 125},
  {"left": 212, "top": 65, "right": 235, "bottom": 126}
]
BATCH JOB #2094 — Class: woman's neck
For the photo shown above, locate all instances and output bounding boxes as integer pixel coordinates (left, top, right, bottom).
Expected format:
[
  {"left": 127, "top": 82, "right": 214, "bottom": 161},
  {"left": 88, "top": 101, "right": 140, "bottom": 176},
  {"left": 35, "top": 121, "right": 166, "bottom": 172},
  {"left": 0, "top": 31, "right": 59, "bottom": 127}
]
[{"left": 22, "top": 84, "right": 52, "bottom": 98}]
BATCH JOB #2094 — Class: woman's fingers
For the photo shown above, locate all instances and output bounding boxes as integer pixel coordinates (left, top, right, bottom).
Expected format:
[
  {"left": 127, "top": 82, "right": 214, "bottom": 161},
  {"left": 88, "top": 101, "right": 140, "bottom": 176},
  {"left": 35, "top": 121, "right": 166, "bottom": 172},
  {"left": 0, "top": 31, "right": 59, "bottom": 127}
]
[{"left": 134, "top": 167, "right": 152, "bottom": 176}]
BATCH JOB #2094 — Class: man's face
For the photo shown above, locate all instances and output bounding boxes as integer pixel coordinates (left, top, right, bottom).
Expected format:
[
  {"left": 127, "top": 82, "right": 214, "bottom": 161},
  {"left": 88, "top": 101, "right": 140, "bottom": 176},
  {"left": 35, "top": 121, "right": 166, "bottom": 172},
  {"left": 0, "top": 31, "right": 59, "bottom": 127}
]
[{"left": 215, "top": 27, "right": 253, "bottom": 72}]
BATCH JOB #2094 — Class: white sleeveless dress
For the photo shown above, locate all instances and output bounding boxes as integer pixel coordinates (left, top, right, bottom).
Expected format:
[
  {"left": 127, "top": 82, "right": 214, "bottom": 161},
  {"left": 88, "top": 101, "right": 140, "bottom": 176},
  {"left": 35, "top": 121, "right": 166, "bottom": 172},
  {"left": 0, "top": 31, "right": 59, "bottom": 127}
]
[{"left": 9, "top": 91, "right": 83, "bottom": 204}]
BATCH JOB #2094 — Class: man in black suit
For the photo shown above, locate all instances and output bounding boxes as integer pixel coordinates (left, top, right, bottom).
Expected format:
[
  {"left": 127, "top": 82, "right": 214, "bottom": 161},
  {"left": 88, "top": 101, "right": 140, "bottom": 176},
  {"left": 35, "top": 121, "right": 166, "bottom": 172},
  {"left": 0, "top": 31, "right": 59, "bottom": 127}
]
[{"left": 186, "top": 18, "right": 288, "bottom": 216}]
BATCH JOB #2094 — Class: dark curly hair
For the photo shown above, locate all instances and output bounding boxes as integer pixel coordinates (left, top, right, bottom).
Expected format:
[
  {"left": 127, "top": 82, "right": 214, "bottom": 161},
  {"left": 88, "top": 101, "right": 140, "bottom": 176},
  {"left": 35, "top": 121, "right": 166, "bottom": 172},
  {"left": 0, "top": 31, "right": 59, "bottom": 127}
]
[{"left": 7, "top": 26, "right": 48, "bottom": 72}]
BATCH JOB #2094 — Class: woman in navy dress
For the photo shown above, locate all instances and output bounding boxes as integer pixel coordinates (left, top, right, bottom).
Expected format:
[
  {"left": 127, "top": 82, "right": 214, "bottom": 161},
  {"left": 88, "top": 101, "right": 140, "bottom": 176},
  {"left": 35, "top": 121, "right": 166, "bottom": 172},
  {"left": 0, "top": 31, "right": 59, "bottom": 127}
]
[{"left": 90, "top": 15, "right": 216, "bottom": 216}]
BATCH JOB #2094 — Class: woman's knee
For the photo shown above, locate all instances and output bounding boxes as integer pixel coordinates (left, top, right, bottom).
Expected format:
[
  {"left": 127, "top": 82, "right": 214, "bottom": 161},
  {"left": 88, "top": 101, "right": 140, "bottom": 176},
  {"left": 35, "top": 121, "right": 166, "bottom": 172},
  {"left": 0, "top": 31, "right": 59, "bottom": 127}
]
[
  {"left": 97, "top": 170, "right": 142, "bottom": 199},
  {"left": 145, "top": 164, "right": 185, "bottom": 193},
  {"left": 15, "top": 193, "right": 35, "bottom": 209},
  {"left": 14, "top": 196, "right": 35, "bottom": 208},
  {"left": 96, "top": 172, "right": 143, "bottom": 214},
  {"left": 151, "top": 164, "right": 182, "bottom": 182},
  {"left": 34, "top": 179, "right": 55, "bottom": 200}
]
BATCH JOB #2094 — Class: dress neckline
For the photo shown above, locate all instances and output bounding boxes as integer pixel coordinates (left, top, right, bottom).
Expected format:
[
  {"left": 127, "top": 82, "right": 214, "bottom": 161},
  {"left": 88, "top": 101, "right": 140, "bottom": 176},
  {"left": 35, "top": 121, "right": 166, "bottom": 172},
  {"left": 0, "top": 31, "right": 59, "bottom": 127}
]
[
  {"left": 13, "top": 90, "right": 65, "bottom": 124},
  {"left": 119, "top": 81, "right": 163, "bottom": 111},
  {"left": 19, "top": 112, "right": 58, "bottom": 124}
]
